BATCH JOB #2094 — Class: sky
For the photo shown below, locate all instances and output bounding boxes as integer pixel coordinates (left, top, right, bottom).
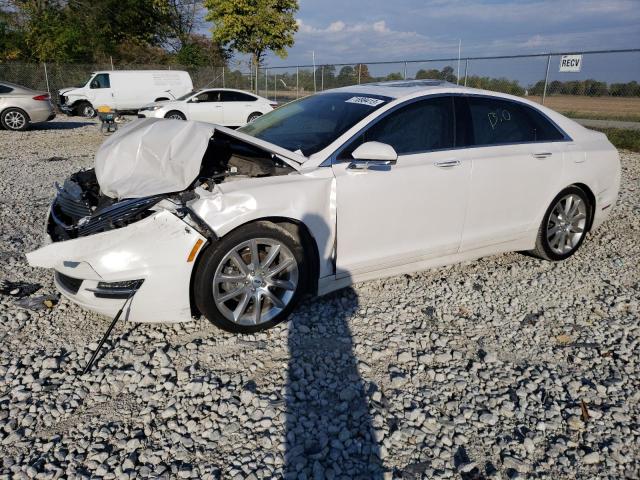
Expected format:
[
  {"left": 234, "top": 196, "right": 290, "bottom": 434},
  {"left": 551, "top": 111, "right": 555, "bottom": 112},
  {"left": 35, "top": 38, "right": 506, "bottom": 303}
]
[{"left": 256, "top": 0, "right": 640, "bottom": 67}]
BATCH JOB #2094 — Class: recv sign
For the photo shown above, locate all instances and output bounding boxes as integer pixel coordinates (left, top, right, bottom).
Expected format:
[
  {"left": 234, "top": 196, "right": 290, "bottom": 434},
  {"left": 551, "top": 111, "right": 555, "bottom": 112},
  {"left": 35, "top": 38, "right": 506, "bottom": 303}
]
[{"left": 560, "top": 55, "right": 582, "bottom": 72}]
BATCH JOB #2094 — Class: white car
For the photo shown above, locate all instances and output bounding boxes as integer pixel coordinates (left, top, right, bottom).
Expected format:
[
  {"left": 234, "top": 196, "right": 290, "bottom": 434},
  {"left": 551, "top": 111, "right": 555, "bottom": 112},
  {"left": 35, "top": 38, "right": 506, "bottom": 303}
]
[
  {"left": 27, "top": 80, "right": 620, "bottom": 333},
  {"left": 137, "top": 88, "right": 276, "bottom": 127}
]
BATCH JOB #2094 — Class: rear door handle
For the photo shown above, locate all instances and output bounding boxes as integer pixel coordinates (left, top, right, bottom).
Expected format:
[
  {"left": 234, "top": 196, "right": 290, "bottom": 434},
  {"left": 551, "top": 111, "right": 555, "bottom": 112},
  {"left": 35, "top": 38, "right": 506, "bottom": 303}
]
[
  {"left": 532, "top": 152, "right": 552, "bottom": 159},
  {"left": 434, "top": 160, "right": 460, "bottom": 168}
]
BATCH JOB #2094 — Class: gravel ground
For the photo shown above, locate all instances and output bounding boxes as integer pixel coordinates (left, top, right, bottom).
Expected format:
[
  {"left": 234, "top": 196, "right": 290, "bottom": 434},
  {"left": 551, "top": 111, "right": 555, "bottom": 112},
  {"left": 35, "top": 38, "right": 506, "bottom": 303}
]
[{"left": 0, "top": 116, "right": 639, "bottom": 479}]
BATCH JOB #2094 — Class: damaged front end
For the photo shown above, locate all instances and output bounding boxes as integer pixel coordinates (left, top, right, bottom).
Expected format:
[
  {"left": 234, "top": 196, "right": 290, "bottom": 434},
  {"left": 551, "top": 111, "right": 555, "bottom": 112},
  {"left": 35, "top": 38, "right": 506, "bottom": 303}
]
[
  {"left": 49, "top": 169, "right": 165, "bottom": 242},
  {"left": 28, "top": 118, "right": 304, "bottom": 323}
]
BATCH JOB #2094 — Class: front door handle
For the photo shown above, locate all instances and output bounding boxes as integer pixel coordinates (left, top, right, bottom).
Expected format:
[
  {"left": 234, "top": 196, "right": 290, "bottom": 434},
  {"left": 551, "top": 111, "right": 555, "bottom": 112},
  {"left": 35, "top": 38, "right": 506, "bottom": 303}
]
[
  {"left": 434, "top": 160, "right": 460, "bottom": 168},
  {"left": 532, "top": 152, "right": 552, "bottom": 159}
]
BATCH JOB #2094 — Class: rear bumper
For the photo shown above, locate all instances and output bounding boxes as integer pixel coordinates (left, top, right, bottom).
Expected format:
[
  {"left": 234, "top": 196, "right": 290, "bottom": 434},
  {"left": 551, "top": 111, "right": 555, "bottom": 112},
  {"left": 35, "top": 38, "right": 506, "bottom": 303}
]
[
  {"left": 27, "top": 210, "right": 207, "bottom": 323},
  {"left": 29, "top": 104, "right": 56, "bottom": 123}
]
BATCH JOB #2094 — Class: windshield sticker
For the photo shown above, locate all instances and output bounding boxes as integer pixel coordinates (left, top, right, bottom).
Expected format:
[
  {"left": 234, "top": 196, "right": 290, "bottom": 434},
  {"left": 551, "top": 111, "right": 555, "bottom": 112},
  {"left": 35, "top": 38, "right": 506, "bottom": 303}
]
[{"left": 345, "top": 96, "right": 385, "bottom": 107}]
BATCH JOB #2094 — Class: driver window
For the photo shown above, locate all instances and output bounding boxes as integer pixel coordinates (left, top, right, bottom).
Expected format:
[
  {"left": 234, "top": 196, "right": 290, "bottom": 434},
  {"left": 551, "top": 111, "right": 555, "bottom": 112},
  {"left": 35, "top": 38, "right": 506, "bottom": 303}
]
[
  {"left": 90, "top": 74, "right": 110, "bottom": 89},
  {"left": 340, "top": 96, "right": 454, "bottom": 159},
  {"left": 194, "top": 91, "right": 220, "bottom": 102}
]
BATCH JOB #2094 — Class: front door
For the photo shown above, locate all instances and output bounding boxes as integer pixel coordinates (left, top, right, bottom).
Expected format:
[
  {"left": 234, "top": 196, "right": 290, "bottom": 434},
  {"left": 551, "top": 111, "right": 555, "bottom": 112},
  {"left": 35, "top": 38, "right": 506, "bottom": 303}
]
[
  {"left": 88, "top": 73, "right": 114, "bottom": 109},
  {"left": 187, "top": 90, "right": 224, "bottom": 123},
  {"left": 332, "top": 96, "right": 472, "bottom": 277}
]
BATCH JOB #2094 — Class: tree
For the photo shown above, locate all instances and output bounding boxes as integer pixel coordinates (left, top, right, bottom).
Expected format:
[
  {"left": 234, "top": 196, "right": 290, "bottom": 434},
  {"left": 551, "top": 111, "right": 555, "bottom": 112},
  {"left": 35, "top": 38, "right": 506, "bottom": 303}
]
[{"left": 204, "top": 0, "right": 298, "bottom": 92}]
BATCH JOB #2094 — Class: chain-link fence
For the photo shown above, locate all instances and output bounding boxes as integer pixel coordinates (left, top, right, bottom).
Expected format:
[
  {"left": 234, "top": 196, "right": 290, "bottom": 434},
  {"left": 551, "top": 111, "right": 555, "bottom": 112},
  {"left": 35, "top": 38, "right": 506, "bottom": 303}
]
[{"left": 1, "top": 48, "right": 639, "bottom": 120}]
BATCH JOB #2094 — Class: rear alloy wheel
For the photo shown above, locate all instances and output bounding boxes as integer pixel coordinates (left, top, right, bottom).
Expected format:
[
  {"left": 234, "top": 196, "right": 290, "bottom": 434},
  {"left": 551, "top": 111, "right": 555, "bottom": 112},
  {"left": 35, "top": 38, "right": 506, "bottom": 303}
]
[
  {"left": 531, "top": 186, "right": 591, "bottom": 261},
  {"left": 1, "top": 108, "right": 29, "bottom": 131},
  {"left": 194, "top": 222, "right": 307, "bottom": 333},
  {"left": 247, "top": 112, "right": 262, "bottom": 123},
  {"left": 165, "top": 110, "right": 186, "bottom": 120}
]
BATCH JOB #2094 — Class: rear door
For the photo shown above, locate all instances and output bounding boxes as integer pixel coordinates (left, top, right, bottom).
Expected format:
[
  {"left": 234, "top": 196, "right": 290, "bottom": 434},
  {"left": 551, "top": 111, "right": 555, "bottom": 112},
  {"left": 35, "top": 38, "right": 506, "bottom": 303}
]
[
  {"left": 186, "top": 90, "right": 224, "bottom": 123},
  {"left": 457, "top": 95, "right": 568, "bottom": 251},
  {"left": 219, "top": 91, "right": 259, "bottom": 126}
]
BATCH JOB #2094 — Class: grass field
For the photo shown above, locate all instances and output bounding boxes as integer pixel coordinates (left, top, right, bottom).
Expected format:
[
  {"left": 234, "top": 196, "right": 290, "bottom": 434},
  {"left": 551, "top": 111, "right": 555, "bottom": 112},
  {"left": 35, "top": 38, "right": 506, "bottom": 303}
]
[
  {"left": 527, "top": 95, "right": 640, "bottom": 122},
  {"left": 589, "top": 127, "right": 640, "bottom": 153}
]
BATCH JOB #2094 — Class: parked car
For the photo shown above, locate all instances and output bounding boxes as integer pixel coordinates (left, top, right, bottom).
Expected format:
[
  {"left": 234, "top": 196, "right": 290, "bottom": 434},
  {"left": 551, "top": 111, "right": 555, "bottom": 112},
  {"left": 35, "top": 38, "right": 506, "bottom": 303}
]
[
  {"left": 27, "top": 80, "right": 620, "bottom": 333},
  {"left": 0, "top": 81, "right": 55, "bottom": 131},
  {"left": 137, "top": 88, "right": 277, "bottom": 127},
  {"left": 59, "top": 70, "right": 193, "bottom": 117}
]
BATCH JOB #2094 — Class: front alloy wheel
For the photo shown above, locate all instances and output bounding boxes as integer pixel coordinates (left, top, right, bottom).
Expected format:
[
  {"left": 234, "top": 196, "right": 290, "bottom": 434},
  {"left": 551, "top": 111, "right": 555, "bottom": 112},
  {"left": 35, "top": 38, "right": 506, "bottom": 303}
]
[{"left": 194, "top": 222, "right": 307, "bottom": 333}]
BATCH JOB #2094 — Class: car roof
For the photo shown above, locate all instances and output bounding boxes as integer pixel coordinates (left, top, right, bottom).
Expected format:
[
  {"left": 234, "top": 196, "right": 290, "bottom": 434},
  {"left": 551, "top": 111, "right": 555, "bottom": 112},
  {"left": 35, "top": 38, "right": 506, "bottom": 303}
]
[{"left": 326, "top": 79, "right": 459, "bottom": 99}]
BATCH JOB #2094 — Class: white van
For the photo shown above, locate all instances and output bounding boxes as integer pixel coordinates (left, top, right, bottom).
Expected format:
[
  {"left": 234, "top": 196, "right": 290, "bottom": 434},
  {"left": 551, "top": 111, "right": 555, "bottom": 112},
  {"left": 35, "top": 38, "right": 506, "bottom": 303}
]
[{"left": 59, "top": 70, "right": 193, "bottom": 117}]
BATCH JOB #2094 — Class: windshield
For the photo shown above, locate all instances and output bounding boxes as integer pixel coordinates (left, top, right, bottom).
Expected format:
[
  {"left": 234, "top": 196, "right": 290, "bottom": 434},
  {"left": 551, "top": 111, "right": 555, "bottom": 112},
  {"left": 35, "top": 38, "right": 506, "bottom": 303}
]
[
  {"left": 238, "top": 92, "right": 391, "bottom": 156},
  {"left": 176, "top": 90, "right": 198, "bottom": 101}
]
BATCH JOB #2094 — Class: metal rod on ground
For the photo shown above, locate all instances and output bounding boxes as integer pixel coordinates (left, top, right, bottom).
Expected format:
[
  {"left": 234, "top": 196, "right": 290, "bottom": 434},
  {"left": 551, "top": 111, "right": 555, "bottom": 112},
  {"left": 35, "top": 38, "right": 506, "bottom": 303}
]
[
  {"left": 542, "top": 54, "right": 551, "bottom": 105},
  {"left": 43, "top": 63, "right": 50, "bottom": 95},
  {"left": 82, "top": 288, "right": 138, "bottom": 375}
]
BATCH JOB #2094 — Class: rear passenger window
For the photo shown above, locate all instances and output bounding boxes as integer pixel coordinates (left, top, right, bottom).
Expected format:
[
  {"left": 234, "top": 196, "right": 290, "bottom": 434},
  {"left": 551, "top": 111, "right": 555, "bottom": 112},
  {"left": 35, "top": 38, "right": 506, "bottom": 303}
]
[
  {"left": 0, "top": 85, "right": 13, "bottom": 94},
  {"left": 466, "top": 97, "right": 564, "bottom": 145},
  {"left": 342, "top": 96, "right": 454, "bottom": 157},
  {"left": 221, "top": 91, "right": 257, "bottom": 102}
]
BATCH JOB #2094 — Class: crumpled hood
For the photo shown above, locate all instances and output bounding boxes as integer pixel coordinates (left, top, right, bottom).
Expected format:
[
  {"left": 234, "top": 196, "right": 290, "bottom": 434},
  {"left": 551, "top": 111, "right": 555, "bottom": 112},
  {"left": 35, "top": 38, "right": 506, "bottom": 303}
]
[{"left": 95, "top": 118, "right": 214, "bottom": 199}]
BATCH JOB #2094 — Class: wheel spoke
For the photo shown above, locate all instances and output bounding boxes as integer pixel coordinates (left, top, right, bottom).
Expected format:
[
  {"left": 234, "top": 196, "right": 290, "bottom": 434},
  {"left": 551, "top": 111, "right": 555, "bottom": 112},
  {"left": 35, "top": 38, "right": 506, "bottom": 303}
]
[
  {"left": 216, "top": 273, "right": 246, "bottom": 283},
  {"left": 547, "top": 225, "right": 562, "bottom": 238},
  {"left": 270, "top": 279, "right": 295, "bottom": 291},
  {"left": 569, "top": 225, "right": 584, "bottom": 234},
  {"left": 249, "top": 239, "right": 260, "bottom": 268},
  {"left": 263, "top": 289, "right": 285, "bottom": 309},
  {"left": 564, "top": 195, "right": 573, "bottom": 215},
  {"left": 253, "top": 293, "right": 263, "bottom": 324},
  {"left": 266, "top": 258, "right": 295, "bottom": 278},
  {"left": 218, "top": 285, "right": 245, "bottom": 303},
  {"left": 233, "top": 292, "right": 251, "bottom": 321},
  {"left": 260, "top": 244, "right": 281, "bottom": 270},
  {"left": 230, "top": 251, "right": 250, "bottom": 275}
]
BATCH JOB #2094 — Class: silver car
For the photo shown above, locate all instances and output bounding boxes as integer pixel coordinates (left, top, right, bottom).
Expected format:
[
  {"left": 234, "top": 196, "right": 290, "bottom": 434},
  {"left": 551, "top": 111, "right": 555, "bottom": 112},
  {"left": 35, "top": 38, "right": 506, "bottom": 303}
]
[{"left": 0, "top": 81, "right": 56, "bottom": 131}]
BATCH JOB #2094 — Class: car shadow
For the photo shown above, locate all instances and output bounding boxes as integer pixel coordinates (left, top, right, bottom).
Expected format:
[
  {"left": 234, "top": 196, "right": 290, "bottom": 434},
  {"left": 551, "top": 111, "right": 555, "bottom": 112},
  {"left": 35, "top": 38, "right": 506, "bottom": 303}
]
[
  {"left": 284, "top": 212, "right": 384, "bottom": 478},
  {"left": 35, "top": 121, "right": 95, "bottom": 130}
]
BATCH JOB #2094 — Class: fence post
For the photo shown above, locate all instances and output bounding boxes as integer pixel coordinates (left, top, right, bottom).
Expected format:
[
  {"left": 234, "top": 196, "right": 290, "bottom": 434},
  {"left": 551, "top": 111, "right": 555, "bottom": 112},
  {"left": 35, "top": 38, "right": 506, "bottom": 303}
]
[
  {"left": 358, "top": 63, "right": 361, "bottom": 84},
  {"left": 321, "top": 65, "right": 324, "bottom": 91},
  {"left": 542, "top": 54, "right": 551, "bottom": 105},
  {"left": 296, "top": 65, "right": 299, "bottom": 99},
  {"left": 43, "top": 63, "right": 51, "bottom": 94},
  {"left": 265, "top": 68, "right": 268, "bottom": 99},
  {"left": 110, "top": 56, "right": 114, "bottom": 70},
  {"left": 274, "top": 73, "right": 277, "bottom": 102},
  {"left": 222, "top": 67, "right": 225, "bottom": 88},
  {"left": 403, "top": 61, "right": 407, "bottom": 80},
  {"left": 464, "top": 59, "right": 468, "bottom": 86}
]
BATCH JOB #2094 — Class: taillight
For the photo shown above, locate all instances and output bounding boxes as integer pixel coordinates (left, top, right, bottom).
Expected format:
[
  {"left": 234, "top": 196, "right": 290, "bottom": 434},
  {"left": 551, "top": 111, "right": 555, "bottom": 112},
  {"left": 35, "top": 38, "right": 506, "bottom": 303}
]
[{"left": 33, "top": 94, "right": 50, "bottom": 101}]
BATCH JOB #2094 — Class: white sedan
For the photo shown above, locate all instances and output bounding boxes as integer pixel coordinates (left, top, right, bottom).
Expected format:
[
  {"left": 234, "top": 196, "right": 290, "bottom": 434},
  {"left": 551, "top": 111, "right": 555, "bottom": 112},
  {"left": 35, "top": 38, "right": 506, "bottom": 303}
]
[
  {"left": 137, "top": 88, "right": 276, "bottom": 127},
  {"left": 28, "top": 80, "right": 620, "bottom": 333}
]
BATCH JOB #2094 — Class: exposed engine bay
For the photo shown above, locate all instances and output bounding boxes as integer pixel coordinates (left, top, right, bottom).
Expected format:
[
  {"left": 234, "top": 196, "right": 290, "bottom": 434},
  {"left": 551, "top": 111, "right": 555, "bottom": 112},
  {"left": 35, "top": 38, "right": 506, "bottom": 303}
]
[{"left": 48, "top": 128, "right": 296, "bottom": 242}]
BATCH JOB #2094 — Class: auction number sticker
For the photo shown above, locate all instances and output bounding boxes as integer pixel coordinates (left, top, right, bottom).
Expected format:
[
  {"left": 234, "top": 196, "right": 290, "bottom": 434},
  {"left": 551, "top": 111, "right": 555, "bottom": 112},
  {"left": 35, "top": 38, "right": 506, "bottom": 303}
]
[{"left": 345, "top": 96, "right": 385, "bottom": 107}]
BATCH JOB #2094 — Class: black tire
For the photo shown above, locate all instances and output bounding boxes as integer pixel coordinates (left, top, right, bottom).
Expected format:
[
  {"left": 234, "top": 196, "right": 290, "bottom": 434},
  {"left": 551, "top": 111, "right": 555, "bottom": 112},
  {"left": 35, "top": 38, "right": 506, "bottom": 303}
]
[
  {"left": 247, "top": 112, "right": 262, "bottom": 123},
  {"left": 530, "top": 186, "right": 591, "bottom": 261},
  {"left": 75, "top": 101, "right": 96, "bottom": 118},
  {"left": 194, "top": 221, "right": 308, "bottom": 333},
  {"left": 165, "top": 110, "right": 186, "bottom": 120},
  {"left": 1, "top": 108, "right": 30, "bottom": 131}
]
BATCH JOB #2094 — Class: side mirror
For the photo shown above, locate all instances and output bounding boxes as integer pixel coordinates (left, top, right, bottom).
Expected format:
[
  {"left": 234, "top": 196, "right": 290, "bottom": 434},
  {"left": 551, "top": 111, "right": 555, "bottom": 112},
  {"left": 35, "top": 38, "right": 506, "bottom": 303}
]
[
  {"left": 190, "top": 96, "right": 199, "bottom": 103},
  {"left": 349, "top": 141, "right": 398, "bottom": 169}
]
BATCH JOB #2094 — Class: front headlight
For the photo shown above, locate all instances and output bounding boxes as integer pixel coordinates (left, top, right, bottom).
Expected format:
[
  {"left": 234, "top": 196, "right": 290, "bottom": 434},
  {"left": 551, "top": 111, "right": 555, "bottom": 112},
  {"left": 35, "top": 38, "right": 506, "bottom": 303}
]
[{"left": 140, "top": 106, "right": 162, "bottom": 112}]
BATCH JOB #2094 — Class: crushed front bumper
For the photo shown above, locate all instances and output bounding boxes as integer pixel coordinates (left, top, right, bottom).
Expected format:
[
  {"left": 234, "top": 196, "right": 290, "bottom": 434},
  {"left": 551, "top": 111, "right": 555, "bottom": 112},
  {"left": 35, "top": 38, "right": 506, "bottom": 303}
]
[{"left": 27, "top": 209, "right": 207, "bottom": 323}]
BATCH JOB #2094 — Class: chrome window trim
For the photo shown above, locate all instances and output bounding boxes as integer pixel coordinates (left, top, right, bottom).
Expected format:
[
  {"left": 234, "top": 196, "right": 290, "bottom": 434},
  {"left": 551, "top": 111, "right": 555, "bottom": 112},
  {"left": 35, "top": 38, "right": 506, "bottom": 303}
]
[{"left": 321, "top": 92, "right": 572, "bottom": 166}]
